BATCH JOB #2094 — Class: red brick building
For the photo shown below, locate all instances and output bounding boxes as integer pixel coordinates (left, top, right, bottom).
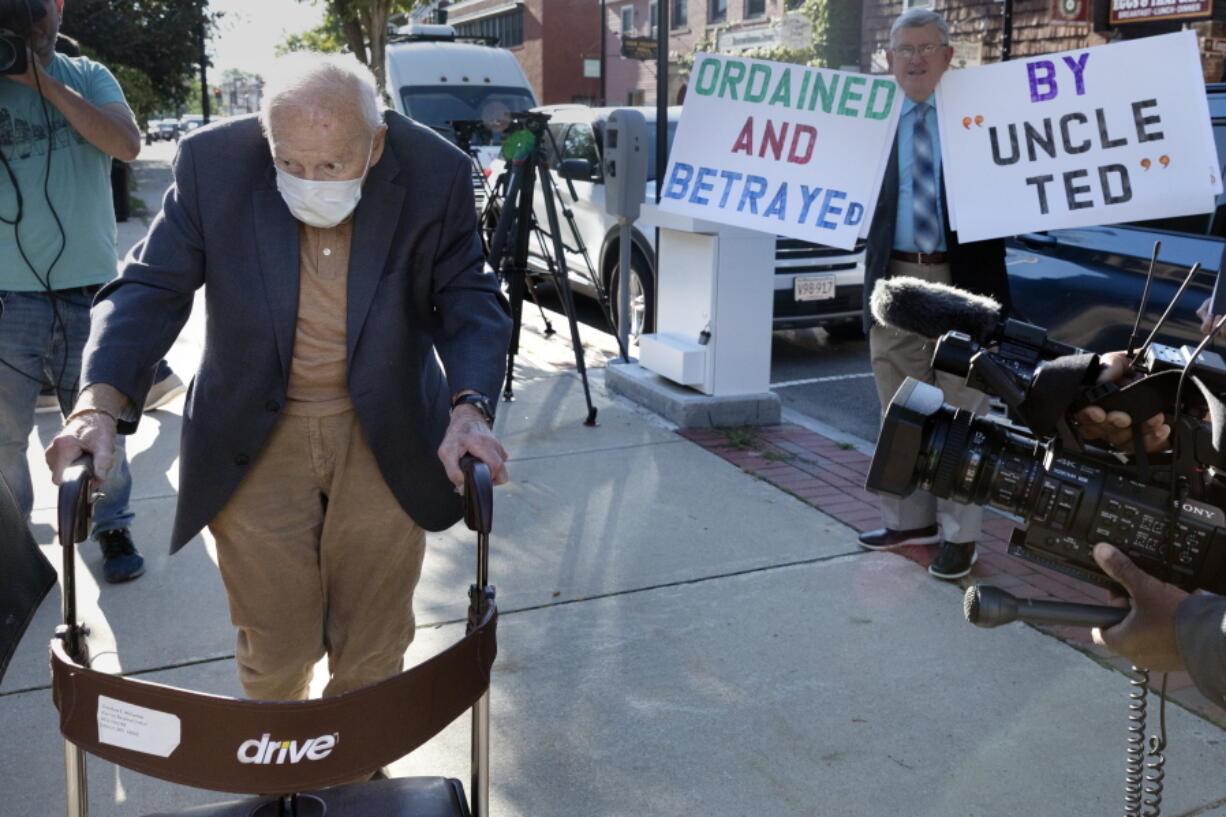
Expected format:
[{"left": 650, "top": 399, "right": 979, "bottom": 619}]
[{"left": 446, "top": 0, "right": 604, "bottom": 105}]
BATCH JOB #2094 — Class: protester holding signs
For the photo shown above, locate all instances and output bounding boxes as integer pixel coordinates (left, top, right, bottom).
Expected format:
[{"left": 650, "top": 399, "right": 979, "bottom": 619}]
[{"left": 857, "top": 8, "right": 1013, "bottom": 581}]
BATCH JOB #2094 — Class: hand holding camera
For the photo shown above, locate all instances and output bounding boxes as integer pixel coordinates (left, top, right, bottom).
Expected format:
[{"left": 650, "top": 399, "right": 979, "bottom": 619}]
[{"left": 1072, "top": 350, "right": 1170, "bottom": 453}]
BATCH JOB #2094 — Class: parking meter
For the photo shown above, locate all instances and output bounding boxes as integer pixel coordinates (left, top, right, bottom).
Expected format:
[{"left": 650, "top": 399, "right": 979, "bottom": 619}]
[
  {"left": 604, "top": 109, "right": 649, "bottom": 219},
  {"left": 604, "top": 109, "right": 650, "bottom": 359}
]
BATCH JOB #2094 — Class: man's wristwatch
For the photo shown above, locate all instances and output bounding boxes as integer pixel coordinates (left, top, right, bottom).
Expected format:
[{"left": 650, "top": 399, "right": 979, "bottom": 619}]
[{"left": 451, "top": 392, "right": 494, "bottom": 427}]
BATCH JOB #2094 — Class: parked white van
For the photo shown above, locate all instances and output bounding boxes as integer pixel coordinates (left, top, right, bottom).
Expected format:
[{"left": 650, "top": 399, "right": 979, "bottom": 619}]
[{"left": 383, "top": 24, "right": 537, "bottom": 169}]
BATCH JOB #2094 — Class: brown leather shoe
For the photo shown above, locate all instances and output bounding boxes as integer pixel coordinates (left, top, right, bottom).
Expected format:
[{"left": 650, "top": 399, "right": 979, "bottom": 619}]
[{"left": 857, "top": 524, "right": 940, "bottom": 551}]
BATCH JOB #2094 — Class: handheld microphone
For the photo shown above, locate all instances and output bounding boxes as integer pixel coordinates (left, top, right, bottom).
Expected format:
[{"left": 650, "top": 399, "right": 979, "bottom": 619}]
[
  {"left": 870, "top": 277, "right": 1003, "bottom": 343},
  {"left": 963, "top": 585, "right": 1128, "bottom": 629}
]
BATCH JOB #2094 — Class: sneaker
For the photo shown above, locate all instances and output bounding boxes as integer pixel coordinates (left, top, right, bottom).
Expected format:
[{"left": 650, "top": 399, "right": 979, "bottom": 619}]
[
  {"left": 857, "top": 524, "right": 940, "bottom": 551},
  {"left": 97, "top": 529, "right": 145, "bottom": 583},
  {"left": 928, "top": 541, "right": 978, "bottom": 580},
  {"left": 144, "top": 371, "right": 186, "bottom": 412},
  {"left": 35, "top": 392, "right": 59, "bottom": 413}
]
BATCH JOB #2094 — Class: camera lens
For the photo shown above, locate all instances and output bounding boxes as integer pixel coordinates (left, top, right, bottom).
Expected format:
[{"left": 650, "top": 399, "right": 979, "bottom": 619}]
[
  {"left": 917, "top": 407, "right": 1048, "bottom": 516},
  {"left": 0, "top": 37, "right": 17, "bottom": 73}
]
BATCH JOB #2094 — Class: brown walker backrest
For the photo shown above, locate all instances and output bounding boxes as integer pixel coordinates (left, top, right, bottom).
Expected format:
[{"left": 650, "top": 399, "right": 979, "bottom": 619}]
[{"left": 50, "top": 605, "right": 496, "bottom": 794}]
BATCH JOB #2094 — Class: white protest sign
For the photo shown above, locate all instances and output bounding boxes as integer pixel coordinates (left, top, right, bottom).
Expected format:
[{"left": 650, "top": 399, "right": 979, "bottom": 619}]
[
  {"left": 937, "top": 30, "right": 1220, "bottom": 242},
  {"left": 97, "top": 695, "right": 182, "bottom": 758},
  {"left": 659, "top": 53, "right": 902, "bottom": 250}
]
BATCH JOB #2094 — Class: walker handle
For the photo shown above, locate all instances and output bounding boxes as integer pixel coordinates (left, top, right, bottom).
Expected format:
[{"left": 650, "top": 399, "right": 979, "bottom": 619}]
[
  {"left": 461, "top": 454, "right": 493, "bottom": 535},
  {"left": 57, "top": 456, "right": 94, "bottom": 547}
]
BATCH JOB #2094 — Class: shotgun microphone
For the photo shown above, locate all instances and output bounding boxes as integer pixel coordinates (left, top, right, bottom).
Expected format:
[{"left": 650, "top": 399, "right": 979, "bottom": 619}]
[{"left": 870, "top": 276, "right": 1004, "bottom": 343}]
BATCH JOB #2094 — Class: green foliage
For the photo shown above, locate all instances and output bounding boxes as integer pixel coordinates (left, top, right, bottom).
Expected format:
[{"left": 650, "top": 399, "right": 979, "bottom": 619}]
[
  {"left": 811, "top": 0, "right": 863, "bottom": 70},
  {"left": 721, "top": 427, "right": 758, "bottom": 448},
  {"left": 92, "top": 55, "right": 159, "bottom": 127},
  {"left": 277, "top": 6, "right": 346, "bottom": 55},
  {"left": 61, "top": 0, "right": 216, "bottom": 120},
  {"left": 283, "top": 0, "right": 423, "bottom": 91}
]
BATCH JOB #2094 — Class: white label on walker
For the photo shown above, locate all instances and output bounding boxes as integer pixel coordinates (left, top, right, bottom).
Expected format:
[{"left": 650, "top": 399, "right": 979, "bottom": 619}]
[{"left": 97, "top": 696, "right": 181, "bottom": 757}]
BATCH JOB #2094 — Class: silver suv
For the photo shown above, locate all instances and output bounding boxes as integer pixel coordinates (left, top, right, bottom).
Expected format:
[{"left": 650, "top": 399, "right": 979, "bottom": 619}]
[{"left": 495, "top": 104, "right": 866, "bottom": 337}]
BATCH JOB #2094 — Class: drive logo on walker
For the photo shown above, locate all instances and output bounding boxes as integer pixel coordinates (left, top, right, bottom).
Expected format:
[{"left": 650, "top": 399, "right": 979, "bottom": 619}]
[
  {"left": 237, "top": 732, "right": 339, "bottom": 765},
  {"left": 658, "top": 53, "right": 901, "bottom": 251}
]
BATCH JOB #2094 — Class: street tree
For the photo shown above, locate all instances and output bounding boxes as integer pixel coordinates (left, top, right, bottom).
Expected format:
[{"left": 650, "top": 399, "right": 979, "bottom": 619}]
[
  {"left": 285, "top": 0, "right": 423, "bottom": 92},
  {"left": 61, "top": 0, "right": 217, "bottom": 121}
]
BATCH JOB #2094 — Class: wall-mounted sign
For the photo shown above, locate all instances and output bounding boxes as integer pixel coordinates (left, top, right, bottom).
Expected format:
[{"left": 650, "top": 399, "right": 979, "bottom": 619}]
[
  {"left": 584, "top": 58, "right": 601, "bottom": 78},
  {"left": 779, "top": 13, "right": 813, "bottom": 51},
  {"left": 1052, "top": 0, "right": 1090, "bottom": 23},
  {"left": 621, "top": 35, "right": 658, "bottom": 61},
  {"left": 1109, "top": 0, "right": 1212, "bottom": 24},
  {"left": 951, "top": 39, "right": 983, "bottom": 68},
  {"left": 716, "top": 25, "right": 781, "bottom": 53}
]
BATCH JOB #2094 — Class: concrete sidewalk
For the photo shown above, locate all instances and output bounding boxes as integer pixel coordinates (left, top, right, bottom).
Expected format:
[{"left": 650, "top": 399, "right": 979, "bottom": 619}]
[{"left": 2, "top": 144, "right": 1224, "bottom": 816}]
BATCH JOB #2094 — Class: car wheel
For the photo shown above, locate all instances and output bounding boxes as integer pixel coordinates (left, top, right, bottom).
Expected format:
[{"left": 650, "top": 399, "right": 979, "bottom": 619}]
[{"left": 609, "top": 254, "right": 655, "bottom": 340}]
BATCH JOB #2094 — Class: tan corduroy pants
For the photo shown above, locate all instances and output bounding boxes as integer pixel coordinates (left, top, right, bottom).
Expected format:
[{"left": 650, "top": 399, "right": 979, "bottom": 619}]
[
  {"left": 869, "top": 259, "right": 991, "bottom": 544},
  {"left": 209, "top": 410, "right": 426, "bottom": 701}
]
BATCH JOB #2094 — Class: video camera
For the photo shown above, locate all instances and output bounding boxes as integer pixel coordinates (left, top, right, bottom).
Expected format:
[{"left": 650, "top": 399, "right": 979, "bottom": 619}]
[
  {"left": 0, "top": 0, "right": 44, "bottom": 76},
  {"left": 865, "top": 274, "right": 1226, "bottom": 596},
  {"left": 501, "top": 109, "right": 552, "bottom": 134}
]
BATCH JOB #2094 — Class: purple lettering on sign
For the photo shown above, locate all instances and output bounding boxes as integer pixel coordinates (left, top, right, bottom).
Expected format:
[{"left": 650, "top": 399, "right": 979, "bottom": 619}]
[
  {"left": 1027, "top": 60, "right": 1057, "bottom": 103},
  {"left": 1061, "top": 53, "right": 1090, "bottom": 96}
]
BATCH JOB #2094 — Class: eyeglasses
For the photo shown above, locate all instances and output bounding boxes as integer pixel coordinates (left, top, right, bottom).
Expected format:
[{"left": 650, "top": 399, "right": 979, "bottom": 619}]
[{"left": 892, "top": 43, "right": 945, "bottom": 58}]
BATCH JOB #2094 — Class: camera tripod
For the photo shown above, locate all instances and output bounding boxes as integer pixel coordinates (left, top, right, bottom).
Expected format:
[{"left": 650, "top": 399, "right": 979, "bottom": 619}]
[{"left": 484, "top": 112, "right": 604, "bottom": 425}]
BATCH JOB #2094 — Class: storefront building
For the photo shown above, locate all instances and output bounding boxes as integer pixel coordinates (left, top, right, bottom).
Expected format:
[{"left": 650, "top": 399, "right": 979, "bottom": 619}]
[{"left": 862, "top": 0, "right": 1226, "bottom": 82}]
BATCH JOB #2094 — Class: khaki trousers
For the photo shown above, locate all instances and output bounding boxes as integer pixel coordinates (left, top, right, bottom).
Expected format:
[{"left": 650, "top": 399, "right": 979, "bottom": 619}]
[
  {"left": 209, "top": 410, "right": 426, "bottom": 701},
  {"left": 869, "top": 259, "right": 991, "bottom": 544}
]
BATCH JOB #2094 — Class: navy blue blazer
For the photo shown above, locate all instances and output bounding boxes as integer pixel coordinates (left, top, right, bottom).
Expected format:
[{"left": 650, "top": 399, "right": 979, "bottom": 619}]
[
  {"left": 83, "top": 112, "right": 512, "bottom": 552},
  {"left": 862, "top": 139, "right": 1012, "bottom": 332}
]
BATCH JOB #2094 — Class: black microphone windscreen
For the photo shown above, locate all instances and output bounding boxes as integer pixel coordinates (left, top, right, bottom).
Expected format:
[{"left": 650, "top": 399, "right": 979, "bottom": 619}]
[{"left": 870, "top": 276, "right": 1002, "bottom": 343}]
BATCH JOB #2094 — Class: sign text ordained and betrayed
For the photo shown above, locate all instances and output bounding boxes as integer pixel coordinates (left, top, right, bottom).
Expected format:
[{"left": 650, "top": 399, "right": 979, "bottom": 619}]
[{"left": 658, "top": 53, "right": 901, "bottom": 250}]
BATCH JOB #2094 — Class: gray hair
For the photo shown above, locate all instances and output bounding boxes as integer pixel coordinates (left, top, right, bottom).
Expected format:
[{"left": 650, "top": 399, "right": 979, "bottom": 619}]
[
  {"left": 259, "top": 52, "right": 385, "bottom": 133},
  {"left": 890, "top": 8, "right": 950, "bottom": 47}
]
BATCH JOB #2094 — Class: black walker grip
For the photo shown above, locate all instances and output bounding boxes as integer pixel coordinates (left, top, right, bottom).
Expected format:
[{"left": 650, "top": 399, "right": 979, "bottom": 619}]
[
  {"left": 57, "top": 455, "right": 94, "bottom": 547},
  {"left": 461, "top": 454, "right": 493, "bottom": 535}
]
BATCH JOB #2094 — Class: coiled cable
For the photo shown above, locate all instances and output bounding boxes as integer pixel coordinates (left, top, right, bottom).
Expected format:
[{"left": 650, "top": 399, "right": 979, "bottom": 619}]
[{"left": 1124, "top": 667, "right": 1167, "bottom": 817}]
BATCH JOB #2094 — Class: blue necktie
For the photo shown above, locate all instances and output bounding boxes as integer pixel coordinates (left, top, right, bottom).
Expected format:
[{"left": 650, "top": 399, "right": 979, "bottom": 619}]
[{"left": 912, "top": 103, "right": 939, "bottom": 255}]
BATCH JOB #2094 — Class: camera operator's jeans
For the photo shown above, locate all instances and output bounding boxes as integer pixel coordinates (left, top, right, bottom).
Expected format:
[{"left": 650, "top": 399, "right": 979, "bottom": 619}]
[
  {"left": 0, "top": 288, "right": 134, "bottom": 538},
  {"left": 870, "top": 260, "right": 990, "bottom": 544}
]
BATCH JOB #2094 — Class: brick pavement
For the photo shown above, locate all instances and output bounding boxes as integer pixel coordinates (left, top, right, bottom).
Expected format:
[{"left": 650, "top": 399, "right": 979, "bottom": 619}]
[{"left": 679, "top": 422, "right": 1226, "bottom": 728}]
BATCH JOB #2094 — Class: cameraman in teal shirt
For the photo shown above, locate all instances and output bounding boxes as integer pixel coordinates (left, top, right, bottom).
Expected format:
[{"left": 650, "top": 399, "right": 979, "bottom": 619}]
[{"left": 0, "top": 0, "right": 144, "bottom": 581}]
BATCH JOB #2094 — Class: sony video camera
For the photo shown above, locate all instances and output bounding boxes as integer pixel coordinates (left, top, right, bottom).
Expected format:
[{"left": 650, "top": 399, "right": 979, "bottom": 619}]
[
  {"left": 0, "top": 0, "right": 44, "bottom": 76},
  {"left": 865, "top": 275, "right": 1226, "bottom": 595}
]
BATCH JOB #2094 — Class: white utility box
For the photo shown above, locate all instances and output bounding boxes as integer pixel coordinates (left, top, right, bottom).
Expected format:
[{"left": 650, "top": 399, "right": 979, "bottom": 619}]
[{"left": 638, "top": 205, "right": 775, "bottom": 396}]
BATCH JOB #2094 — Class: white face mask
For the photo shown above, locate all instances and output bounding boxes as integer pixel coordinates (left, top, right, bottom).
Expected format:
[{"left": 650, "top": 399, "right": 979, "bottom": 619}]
[{"left": 274, "top": 138, "right": 375, "bottom": 228}]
